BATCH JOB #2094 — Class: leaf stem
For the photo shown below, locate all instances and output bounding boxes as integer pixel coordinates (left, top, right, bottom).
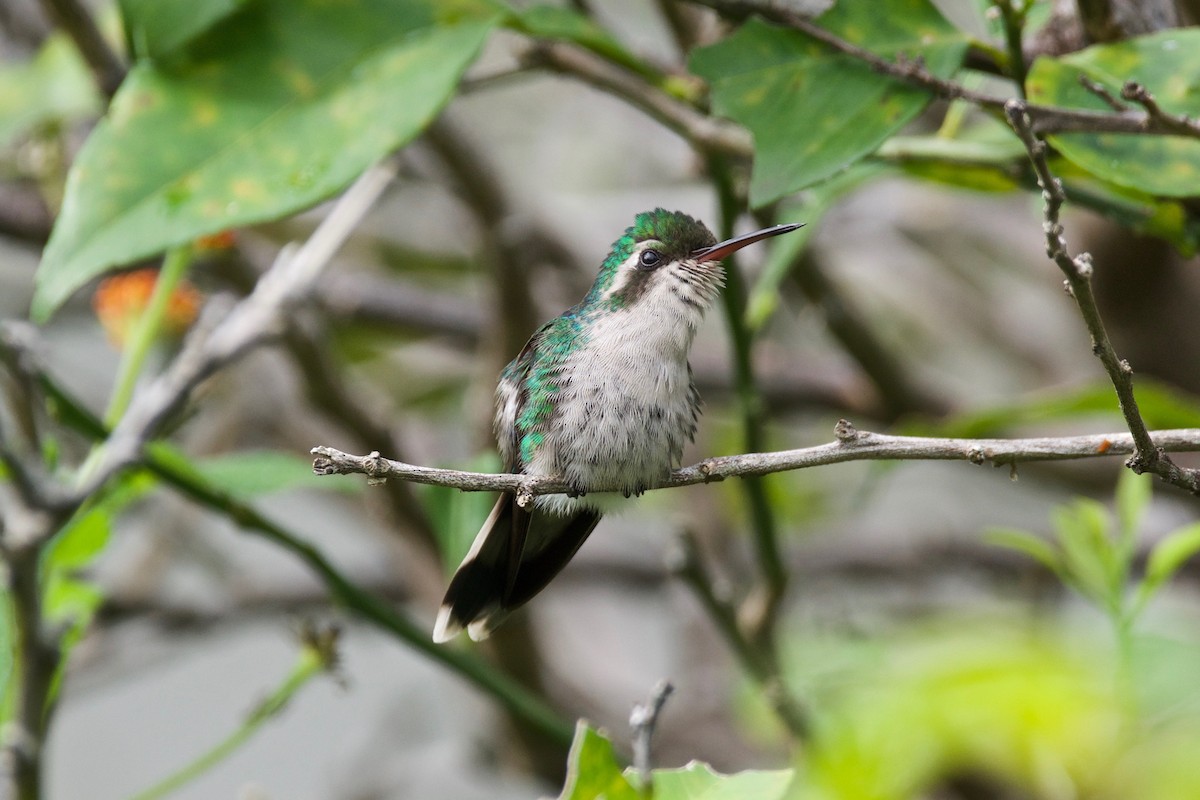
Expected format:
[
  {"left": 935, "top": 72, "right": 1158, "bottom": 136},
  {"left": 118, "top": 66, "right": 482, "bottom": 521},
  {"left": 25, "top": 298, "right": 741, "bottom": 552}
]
[
  {"left": 104, "top": 246, "right": 193, "bottom": 428},
  {"left": 127, "top": 647, "right": 324, "bottom": 800},
  {"left": 707, "top": 156, "right": 787, "bottom": 639}
]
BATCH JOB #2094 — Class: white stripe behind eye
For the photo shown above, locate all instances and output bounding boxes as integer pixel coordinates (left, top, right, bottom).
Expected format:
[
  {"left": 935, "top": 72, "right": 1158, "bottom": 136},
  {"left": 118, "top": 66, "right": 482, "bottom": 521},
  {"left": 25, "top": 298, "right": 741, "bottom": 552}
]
[{"left": 601, "top": 242, "right": 661, "bottom": 303}]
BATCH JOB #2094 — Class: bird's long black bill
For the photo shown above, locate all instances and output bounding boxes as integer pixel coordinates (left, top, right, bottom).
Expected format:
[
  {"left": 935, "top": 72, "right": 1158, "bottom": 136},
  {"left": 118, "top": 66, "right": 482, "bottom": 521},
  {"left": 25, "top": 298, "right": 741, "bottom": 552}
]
[{"left": 692, "top": 222, "right": 805, "bottom": 263}]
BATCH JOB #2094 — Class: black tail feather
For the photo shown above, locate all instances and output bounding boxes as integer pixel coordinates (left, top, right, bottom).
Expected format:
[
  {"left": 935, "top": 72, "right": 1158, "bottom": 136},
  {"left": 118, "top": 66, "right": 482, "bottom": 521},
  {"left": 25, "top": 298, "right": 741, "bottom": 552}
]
[{"left": 433, "top": 494, "right": 601, "bottom": 642}]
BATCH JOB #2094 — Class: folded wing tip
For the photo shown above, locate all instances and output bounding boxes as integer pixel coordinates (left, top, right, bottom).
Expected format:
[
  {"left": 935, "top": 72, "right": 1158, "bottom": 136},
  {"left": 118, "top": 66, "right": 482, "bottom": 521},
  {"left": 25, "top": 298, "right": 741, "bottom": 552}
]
[{"left": 432, "top": 605, "right": 461, "bottom": 643}]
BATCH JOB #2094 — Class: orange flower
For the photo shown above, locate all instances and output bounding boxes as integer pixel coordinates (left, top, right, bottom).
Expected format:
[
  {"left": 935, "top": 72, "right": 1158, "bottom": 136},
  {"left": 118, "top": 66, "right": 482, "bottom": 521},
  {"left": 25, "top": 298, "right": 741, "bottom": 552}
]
[
  {"left": 195, "top": 230, "right": 237, "bottom": 251},
  {"left": 93, "top": 268, "right": 202, "bottom": 348}
]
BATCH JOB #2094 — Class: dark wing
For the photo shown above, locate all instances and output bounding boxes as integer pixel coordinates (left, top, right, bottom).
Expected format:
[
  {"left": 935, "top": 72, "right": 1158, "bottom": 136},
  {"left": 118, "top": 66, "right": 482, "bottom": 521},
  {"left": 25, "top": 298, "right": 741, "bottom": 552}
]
[{"left": 434, "top": 316, "right": 592, "bottom": 643}]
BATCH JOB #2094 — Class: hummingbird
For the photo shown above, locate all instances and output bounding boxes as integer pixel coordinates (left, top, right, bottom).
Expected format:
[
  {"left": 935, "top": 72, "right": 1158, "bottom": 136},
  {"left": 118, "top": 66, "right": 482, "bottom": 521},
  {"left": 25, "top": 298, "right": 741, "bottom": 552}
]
[{"left": 433, "top": 209, "right": 802, "bottom": 642}]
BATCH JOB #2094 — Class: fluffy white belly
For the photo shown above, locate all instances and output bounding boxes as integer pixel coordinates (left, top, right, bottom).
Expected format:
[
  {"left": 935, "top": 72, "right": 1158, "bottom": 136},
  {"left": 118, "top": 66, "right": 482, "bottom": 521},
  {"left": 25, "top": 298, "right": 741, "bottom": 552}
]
[{"left": 526, "top": 313, "right": 699, "bottom": 507}]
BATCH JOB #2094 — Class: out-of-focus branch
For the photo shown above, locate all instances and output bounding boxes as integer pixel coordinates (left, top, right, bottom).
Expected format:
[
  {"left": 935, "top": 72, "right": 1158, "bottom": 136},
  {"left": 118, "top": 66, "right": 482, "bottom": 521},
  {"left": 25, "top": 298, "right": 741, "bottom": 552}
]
[
  {"left": 519, "top": 40, "right": 752, "bottom": 157},
  {"left": 786, "top": 251, "right": 948, "bottom": 420},
  {"left": 423, "top": 120, "right": 542, "bottom": 359},
  {"left": 315, "top": 272, "right": 874, "bottom": 414},
  {"left": 1004, "top": 101, "right": 1200, "bottom": 495},
  {"left": 36, "top": 0, "right": 125, "bottom": 97},
  {"left": 671, "top": 532, "right": 808, "bottom": 738},
  {"left": 0, "top": 184, "right": 53, "bottom": 244},
  {"left": 4, "top": 537, "right": 61, "bottom": 800},
  {"left": 313, "top": 421, "right": 1200, "bottom": 495},
  {"left": 1076, "top": 0, "right": 1179, "bottom": 43},
  {"left": 990, "top": 0, "right": 1030, "bottom": 96}
]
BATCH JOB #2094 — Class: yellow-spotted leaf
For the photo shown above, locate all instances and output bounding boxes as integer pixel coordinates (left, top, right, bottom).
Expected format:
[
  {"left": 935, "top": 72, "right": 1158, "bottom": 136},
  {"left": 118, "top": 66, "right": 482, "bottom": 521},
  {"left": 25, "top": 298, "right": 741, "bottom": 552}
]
[
  {"left": 690, "top": 0, "right": 969, "bottom": 206},
  {"left": 34, "top": 0, "right": 500, "bottom": 320},
  {"left": 1027, "top": 30, "right": 1200, "bottom": 198}
]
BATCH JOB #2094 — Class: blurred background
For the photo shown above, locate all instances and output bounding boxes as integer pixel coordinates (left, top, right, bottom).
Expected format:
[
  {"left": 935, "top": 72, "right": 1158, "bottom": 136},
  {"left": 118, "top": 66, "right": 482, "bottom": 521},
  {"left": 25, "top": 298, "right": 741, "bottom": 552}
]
[{"left": 4, "top": 0, "right": 1200, "bottom": 798}]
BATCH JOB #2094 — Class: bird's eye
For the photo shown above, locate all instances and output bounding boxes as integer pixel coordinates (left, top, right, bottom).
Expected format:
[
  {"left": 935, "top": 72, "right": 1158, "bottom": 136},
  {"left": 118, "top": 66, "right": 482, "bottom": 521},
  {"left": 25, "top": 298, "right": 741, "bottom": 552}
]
[{"left": 639, "top": 249, "right": 662, "bottom": 269}]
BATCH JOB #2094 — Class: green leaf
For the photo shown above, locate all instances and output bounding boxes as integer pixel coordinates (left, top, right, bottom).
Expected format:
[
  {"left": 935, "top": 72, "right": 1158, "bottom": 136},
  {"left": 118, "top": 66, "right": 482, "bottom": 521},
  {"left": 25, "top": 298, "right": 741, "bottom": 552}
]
[
  {"left": 120, "top": 0, "right": 250, "bottom": 61},
  {"left": 193, "top": 449, "right": 361, "bottom": 498},
  {"left": 43, "top": 506, "right": 111, "bottom": 573},
  {"left": 0, "top": 35, "right": 100, "bottom": 149},
  {"left": 558, "top": 722, "right": 640, "bottom": 800},
  {"left": 44, "top": 575, "right": 106, "bottom": 625},
  {"left": 1115, "top": 470, "right": 1151, "bottom": 544},
  {"left": 1140, "top": 522, "right": 1200, "bottom": 605},
  {"left": 986, "top": 527, "right": 1061, "bottom": 574},
  {"left": 421, "top": 452, "right": 501, "bottom": 574},
  {"left": 880, "top": 121, "right": 1027, "bottom": 193},
  {"left": 1054, "top": 499, "right": 1122, "bottom": 609},
  {"left": 34, "top": 0, "right": 501, "bottom": 320},
  {"left": 1026, "top": 30, "right": 1200, "bottom": 197},
  {"left": 650, "top": 762, "right": 792, "bottom": 800},
  {"left": 1058, "top": 162, "right": 1200, "bottom": 256},
  {"left": 689, "top": 0, "right": 969, "bottom": 206},
  {"left": 905, "top": 379, "right": 1200, "bottom": 439}
]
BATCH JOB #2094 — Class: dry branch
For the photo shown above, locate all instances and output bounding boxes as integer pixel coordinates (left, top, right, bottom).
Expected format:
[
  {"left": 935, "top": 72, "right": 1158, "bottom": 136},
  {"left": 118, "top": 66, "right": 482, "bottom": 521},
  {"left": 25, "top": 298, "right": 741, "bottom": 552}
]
[{"left": 312, "top": 423, "right": 1200, "bottom": 500}]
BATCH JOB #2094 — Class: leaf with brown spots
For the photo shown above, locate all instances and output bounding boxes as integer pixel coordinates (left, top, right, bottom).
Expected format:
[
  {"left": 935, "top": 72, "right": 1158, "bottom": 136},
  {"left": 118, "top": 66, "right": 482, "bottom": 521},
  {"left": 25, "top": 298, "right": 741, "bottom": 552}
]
[
  {"left": 1027, "top": 30, "right": 1200, "bottom": 199},
  {"left": 34, "top": 0, "right": 501, "bottom": 320}
]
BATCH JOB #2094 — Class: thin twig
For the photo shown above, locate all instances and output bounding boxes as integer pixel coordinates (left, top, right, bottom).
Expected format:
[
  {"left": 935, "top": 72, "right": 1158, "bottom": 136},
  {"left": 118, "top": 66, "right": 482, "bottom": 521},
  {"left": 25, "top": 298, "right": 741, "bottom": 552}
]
[
  {"left": 1120, "top": 81, "right": 1200, "bottom": 137},
  {"left": 990, "top": 0, "right": 1030, "bottom": 98},
  {"left": 1079, "top": 75, "right": 1128, "bottom": 112},
  {"left": 630, "top": 679, "right": 674, "bottom": 794},
  {"left": 312, "top": 422, "right": 1200, "bottom": 495},
  {"left": 1004, "top": 101, "right": 1200, "bottom": 494}
]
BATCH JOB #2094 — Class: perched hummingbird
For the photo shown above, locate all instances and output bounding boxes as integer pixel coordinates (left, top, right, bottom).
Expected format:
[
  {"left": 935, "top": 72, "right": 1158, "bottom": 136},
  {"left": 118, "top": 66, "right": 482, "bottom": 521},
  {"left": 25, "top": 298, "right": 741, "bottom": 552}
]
[{"left": 433, "top": 209, "right": 802, "bottom": 642}]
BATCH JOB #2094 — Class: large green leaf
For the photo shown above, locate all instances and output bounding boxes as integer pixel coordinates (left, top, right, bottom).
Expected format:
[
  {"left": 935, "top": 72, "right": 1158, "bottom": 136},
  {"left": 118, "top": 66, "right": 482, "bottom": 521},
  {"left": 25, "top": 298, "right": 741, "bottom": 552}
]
[
  {"left": 34, "top": 0, "right": 500, "bottom": 320},
  {"left": 690, "top": 0, "right": 969, "bottom": 206},
  {"left": 1026, "top": 30, "right": 1200, "bottom": 198}
]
